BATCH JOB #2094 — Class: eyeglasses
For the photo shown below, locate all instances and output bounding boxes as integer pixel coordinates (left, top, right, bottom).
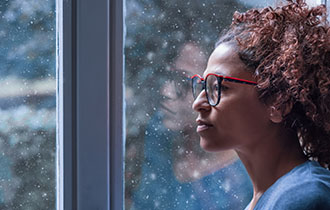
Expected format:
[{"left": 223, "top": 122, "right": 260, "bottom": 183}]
[{"left": 191, "top": 73, "right": 257, "bottom": 106}]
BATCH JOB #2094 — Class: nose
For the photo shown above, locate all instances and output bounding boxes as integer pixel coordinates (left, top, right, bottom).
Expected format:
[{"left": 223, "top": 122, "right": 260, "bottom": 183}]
[{"left": 192, "top": 90, "right": 211, "bottom": 112}]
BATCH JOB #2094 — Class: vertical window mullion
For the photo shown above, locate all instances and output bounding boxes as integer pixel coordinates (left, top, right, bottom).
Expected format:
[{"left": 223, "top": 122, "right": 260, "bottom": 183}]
[
  {"left": 61, "top": 0, "right": 124, "bottom": 209},
  {"left": 109, "top": 0, "right": 124, "bottom": 209},
  {"left": 59, "top": 0, "right": 76, "bottom": 209},
  {"left": 75, "top": 0, "right": 110, "bottom": 209}
]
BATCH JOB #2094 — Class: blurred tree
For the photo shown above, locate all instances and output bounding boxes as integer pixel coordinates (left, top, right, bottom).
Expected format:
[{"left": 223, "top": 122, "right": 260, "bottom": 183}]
[
  {"left": 0, "top": 0, "right": 55, "bottom": 79},
  {"left": 0, "top": 107, "right": 55, "bottom": 209}
]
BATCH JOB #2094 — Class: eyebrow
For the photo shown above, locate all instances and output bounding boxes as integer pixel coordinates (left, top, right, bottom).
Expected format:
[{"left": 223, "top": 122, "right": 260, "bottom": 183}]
[
  {"left": 215, "top": 72, "right": 226, "bottom": 76},
  {"left": 203, "top": 71, "right": 226, "bottom": 78},
  {"left": 203, "top": 71, "right": 220, "bottom": 77},
  {"left": 214, "top": 72, "right": 234, "bottom": 84}
]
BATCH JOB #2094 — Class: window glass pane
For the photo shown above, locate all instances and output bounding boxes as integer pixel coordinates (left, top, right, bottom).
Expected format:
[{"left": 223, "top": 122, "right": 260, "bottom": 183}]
[
  {"left": 0, "top": 0, "right": 56, "bottom": 209},
  {"left": 326, "top": 0, "right": 330, "bottom": 21},
  {"left": 305, "top": 0, "right": 322, "bottom": 6},
  {"left": 124, "top": 1, "right": 270, "bottom": 209}
]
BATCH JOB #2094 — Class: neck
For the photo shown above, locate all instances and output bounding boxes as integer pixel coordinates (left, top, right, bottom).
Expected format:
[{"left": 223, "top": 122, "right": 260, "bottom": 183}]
[
  {"left": 236, "top": 127, "right": 307, "bottom": 203},
  {"left": 172, "top": 127, "right": 238, "bottom": 182}
]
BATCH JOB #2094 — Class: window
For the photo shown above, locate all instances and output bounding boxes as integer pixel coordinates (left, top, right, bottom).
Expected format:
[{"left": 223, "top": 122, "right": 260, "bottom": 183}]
[
  {"left": 1, "top": 0, "right": 328, "bottom": 209},
  {"left": 0, "top": 0, "right": 56, "bottom": 209},
  {"left": 58, "top": 0, "right": 329, "bottom": 209},
  {"left": 124, "top": 0, "right": 328, "bottom": 209},
  {"left": 58, "top": 0, "right": 123, "bottom": 209}
]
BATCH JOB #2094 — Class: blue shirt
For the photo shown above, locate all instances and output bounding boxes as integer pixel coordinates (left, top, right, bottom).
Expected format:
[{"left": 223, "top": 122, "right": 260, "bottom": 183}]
[
  {"left": 131, "top": 113, "right": 253, "bottom": 210},
  {"left": 244, "top": 160, "right": 330, "bottom": 210}
]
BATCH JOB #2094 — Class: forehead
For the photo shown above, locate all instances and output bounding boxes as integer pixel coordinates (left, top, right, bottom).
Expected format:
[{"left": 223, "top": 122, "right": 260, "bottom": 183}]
[{"left": 203, "top": 43, "right": 252, "bottom": 79}]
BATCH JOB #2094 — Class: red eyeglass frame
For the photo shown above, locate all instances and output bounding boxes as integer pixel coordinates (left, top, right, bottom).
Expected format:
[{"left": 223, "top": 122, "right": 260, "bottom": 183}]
[{"left": 191, "top": 73, "right": 257, "bottom": 106}]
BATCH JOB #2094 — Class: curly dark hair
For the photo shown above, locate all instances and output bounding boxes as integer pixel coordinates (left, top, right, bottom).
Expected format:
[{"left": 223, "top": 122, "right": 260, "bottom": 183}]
[{"left": 217, "top": 0, "right": 330, "bottom": 169}]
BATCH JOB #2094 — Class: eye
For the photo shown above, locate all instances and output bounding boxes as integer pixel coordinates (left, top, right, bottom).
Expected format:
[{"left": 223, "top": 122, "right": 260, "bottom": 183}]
[
  {"left": 221, "top": 85, "right": 229, "bottom": 91},
  {"left": 213, "top": 83, "right": 219, "bottom": 90}
]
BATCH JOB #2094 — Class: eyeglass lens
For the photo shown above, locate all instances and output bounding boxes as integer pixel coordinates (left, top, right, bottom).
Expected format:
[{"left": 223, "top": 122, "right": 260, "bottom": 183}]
[
  {"left": 206, "top": 74, "right": 221, "bottom": 106},
  {"left": 192, "top": 75, "right": 221, "bottom": 106}
]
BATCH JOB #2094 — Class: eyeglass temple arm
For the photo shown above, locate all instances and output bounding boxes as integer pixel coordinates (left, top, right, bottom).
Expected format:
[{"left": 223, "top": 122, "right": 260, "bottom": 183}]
[{"left": 224, "top": 76, "right": 257, "bottom": 85}]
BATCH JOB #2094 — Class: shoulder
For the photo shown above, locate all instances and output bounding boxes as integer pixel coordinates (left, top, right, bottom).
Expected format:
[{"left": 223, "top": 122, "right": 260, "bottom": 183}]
[
  {"left": 258, "top": 161, "right": 330, "bottom": 210},
  {"left": 272, "top": 181, "right": 330, "bottom": 210}
]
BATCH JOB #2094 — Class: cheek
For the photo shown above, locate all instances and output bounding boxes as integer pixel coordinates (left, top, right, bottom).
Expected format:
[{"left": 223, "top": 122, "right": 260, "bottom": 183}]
[{"left": 211, "top": 95, "right": 269, "bottom": 144}]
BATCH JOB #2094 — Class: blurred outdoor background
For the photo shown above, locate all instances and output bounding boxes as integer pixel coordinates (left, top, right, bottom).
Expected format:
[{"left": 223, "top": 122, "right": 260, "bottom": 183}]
[{"left": 0, "top": 0, "right": 56, "bottom": 209}]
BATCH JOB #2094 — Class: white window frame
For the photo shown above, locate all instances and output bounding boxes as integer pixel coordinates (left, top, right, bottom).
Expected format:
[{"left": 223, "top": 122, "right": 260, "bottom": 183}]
[{"left": 57, "top": 0, "right": 124, "bottom": 209}]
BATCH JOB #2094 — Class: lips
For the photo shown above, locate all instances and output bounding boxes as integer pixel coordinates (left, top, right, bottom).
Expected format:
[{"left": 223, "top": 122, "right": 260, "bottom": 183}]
[{"left": 196, "top": 119, "right": 213, "bottom": 132}]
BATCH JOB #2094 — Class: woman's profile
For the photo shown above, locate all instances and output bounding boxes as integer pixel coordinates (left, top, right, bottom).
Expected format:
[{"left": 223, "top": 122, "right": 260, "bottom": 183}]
[{"left": 191, "top": 0, "right": 330, "bottom": 209}]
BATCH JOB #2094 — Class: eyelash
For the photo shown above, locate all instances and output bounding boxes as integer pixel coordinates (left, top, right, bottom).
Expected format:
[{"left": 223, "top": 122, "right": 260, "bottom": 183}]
[{"left": 221, "top": 85, "right": 229, "bottom": 91}]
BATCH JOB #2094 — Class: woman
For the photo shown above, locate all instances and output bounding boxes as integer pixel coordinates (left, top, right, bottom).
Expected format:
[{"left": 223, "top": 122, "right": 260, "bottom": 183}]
[
  {"left": 191, "top": 0, "right": 330, "bottom": 209},
  {"left": 132, "top": 43, "right": 252, "bottom": 210}
]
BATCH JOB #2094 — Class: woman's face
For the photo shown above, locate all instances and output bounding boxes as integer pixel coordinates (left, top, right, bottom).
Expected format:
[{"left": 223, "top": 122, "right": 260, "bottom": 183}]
[{"left": 192, "top": 43, "right": 271, "bottom": 152}]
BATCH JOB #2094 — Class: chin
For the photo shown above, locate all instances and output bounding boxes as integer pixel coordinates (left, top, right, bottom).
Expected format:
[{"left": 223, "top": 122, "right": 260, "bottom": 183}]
[
  {"left": 199, "top": 137, "right": 230, "bottom": 152},
  {"left": 200, "top": 137, "right": 219, "bottom": 152}
]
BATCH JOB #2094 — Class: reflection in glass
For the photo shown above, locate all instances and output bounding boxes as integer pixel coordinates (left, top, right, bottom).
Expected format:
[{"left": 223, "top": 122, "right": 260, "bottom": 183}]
[
  {"left": 124, "top": 0, "right": 269, "bottom": 209},
  {"left": 0, "top": 0, "right": 56, "bottom": 209}
]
